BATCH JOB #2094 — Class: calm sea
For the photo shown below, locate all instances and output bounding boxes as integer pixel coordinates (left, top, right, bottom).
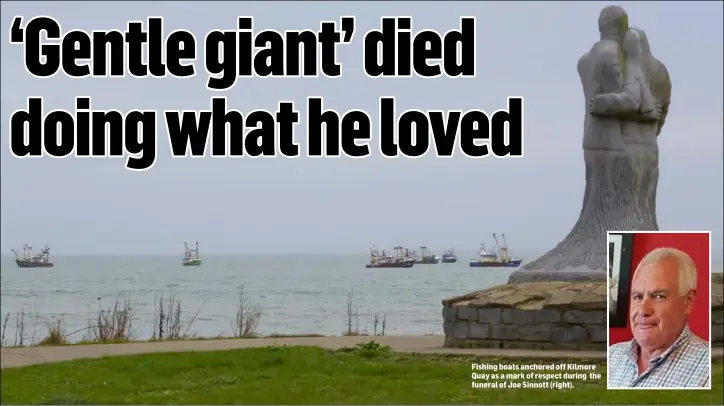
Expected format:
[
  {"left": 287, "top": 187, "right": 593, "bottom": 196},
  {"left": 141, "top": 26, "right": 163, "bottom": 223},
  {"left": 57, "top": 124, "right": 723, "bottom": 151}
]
[
  {"left": 2, "top": 251, "right": 721, "bottom": 345},
  {"left": 0, "top": 251, "right": 532, "bottom": 344}
]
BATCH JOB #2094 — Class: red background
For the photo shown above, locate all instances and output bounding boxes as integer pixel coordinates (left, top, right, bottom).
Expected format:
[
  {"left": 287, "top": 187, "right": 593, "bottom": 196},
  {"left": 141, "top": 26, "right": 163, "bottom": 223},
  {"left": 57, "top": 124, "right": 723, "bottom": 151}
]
[{"left": 608, "top": 232, "right": 711, "bottom": 344}]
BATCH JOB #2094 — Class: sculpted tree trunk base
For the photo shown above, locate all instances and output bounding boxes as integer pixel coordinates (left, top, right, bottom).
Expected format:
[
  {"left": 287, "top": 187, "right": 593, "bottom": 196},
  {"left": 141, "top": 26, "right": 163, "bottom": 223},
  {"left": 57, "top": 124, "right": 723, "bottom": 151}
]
[{"left": 508, "top": 149, "right": 659, "bottom": 284}]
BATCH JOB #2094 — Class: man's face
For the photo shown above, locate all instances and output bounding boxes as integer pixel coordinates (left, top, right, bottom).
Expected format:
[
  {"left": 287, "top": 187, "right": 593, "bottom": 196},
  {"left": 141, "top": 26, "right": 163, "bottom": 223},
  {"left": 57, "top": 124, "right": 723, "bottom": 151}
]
[{"left": 629, "top": 257, "right": 695, "bottom": 352}]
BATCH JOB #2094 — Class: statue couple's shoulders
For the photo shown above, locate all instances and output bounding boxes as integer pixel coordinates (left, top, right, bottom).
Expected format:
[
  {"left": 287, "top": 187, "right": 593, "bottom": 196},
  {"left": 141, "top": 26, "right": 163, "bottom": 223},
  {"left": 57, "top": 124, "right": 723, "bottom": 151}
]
[
  {"left": 577, "top": 43, "right": 598, "bottom": 74},
  {"left": 592, "top": 40, "right": 622, "bottom": 61},
  {"left": 653, "top": 58, "right": 672, "bottom": 99},
  {"left": 579, "top": 40, "right": 620, "bottom": 71}
]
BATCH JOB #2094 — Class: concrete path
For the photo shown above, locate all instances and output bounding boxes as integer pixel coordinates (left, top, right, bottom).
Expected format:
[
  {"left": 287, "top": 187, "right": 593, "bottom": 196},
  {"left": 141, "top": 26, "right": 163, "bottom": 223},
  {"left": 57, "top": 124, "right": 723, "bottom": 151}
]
[{"left": 2, "top": 336, "right": 722, "bottom": 369}]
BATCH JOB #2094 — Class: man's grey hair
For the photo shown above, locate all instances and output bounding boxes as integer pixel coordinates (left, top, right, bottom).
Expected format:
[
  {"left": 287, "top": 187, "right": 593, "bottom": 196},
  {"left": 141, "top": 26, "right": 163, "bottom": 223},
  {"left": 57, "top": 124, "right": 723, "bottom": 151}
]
[{"left": 634, "top": 247, "right": 698, "bottom": 295}]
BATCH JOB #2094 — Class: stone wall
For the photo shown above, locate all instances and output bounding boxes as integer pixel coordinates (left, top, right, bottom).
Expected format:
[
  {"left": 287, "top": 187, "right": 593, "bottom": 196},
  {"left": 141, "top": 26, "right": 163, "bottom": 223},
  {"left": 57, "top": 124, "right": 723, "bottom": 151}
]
[
  {"left": 441, "top": 275, "right": 724, "bottom": 350},
  {"left": 713, "top": 274, "right": 723, "bottom": 345},
  {"left": 442, "top": 282, "right": 607, "bottom": 350}
]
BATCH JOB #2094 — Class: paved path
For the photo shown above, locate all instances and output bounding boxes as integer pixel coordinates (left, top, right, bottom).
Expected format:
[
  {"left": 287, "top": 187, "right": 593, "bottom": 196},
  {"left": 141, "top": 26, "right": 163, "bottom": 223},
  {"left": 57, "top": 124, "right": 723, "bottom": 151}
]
[{"left": 2, "top": 336, "right": 722, "bottom": 369}]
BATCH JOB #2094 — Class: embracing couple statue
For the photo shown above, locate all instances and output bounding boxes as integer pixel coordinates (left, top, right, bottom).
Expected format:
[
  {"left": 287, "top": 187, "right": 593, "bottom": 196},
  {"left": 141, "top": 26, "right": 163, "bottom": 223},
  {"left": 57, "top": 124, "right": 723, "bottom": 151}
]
[{"left": 509, "top": 5, "right": 672, "bottom": 283}]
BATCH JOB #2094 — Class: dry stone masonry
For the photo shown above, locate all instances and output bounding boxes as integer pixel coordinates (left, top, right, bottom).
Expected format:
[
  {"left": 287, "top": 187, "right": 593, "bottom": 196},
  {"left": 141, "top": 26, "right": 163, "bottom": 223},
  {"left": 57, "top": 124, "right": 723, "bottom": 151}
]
[
  {"left": 713, "top": 274, "right": 723, "bottom": 345},
  {"left": 442, "top": 282, "right": 607, "bottom": 350},
  {"left": 442, "top": 276, "right": 723, "bottom": 350}
]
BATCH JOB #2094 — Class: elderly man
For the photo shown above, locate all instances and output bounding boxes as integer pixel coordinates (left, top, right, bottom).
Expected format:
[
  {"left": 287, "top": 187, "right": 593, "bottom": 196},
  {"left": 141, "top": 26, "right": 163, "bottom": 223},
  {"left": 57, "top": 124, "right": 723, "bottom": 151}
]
[{"left": 608, "top": 247, "right": 710, "bottom": 388}]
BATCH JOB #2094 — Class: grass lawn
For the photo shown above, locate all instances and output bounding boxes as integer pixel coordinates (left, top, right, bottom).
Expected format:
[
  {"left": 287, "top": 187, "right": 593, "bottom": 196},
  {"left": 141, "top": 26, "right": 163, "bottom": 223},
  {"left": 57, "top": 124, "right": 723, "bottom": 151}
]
[{"left": 1, "top": 342, "right": 722, "bottom": 405}]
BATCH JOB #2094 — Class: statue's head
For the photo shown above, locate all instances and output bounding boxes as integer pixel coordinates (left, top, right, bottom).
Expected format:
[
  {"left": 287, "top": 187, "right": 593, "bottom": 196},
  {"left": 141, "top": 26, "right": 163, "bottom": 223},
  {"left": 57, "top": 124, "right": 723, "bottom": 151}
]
[
  {"left": 623, "top": 27, "right": 652, "bottom": 63},
  {"left": 598, "top": 5, "right": 629, "bottom": 42}
]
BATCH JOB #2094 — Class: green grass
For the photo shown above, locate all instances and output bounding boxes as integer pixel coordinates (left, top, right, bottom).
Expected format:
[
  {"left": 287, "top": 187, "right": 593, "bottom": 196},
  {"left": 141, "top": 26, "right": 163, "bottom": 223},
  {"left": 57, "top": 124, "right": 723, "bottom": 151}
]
[{"left": 1, "top": 343, "right": 722, "bottom": 405}]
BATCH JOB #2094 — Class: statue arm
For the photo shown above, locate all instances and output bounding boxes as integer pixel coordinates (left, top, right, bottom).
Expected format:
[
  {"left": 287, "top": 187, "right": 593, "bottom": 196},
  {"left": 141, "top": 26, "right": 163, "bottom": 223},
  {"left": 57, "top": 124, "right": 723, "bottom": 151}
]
[
  {"left": 657, "top": 103, "right": 669, "bottom": 135},
  {"left": 589, "top": 80, "right": 660, "bottom": 122},
  {"left": 590, "top": 79, "right": 643, "bottom": 115},
  {"left": 656, "top": 64, "right": 672, "bottom": 135}
]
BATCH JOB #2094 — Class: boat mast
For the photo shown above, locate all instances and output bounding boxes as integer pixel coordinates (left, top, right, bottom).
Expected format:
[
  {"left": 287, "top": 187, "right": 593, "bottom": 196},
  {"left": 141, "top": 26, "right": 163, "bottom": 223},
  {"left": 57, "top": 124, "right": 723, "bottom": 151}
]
[
  {"left": 495, "top": 233, "right": 509, "bottom": 261},
  {"left": 493, "top": 234, "right": 504, "bottom": 260},
  {"left": 23, "top": 243, "right": 31, "bottom": 261},
  {"left": 41, "top": 245, "right": 50, "bottom": 263},
  {"left": 501, "top": 234, "right": 510, "bottom": 261}
]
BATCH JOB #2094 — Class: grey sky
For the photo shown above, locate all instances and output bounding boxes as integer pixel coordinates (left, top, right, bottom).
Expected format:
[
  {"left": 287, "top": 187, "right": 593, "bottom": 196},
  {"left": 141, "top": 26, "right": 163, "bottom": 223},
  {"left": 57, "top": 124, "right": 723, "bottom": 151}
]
[{"left": 1, "top": 1, "right": 722, "bottom": 256}]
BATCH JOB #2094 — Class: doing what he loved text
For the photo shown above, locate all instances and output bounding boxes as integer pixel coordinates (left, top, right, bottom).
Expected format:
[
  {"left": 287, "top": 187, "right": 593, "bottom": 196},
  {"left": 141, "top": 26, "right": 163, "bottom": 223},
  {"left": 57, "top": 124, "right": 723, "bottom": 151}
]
[{"left": 7, "top": 14, "right": 524, "bottom": 171}]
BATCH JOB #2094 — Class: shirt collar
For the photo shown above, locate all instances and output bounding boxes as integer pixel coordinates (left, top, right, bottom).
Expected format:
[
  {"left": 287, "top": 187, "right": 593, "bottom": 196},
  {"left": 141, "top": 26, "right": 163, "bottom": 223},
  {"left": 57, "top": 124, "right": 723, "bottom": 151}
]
[{"left": 626, "top": 324, "right": 692, "bottom": 366}]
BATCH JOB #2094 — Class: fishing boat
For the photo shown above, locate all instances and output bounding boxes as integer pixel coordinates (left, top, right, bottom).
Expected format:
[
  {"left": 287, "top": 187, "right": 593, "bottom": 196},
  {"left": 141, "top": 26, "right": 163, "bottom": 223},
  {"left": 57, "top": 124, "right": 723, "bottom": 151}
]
[
  {"left": 415, "top": 246, "right": 440, "bottom": 264},
  {"left": 441, "top": 248, "right": 458, "bottom": 263},
  {"left": 469, "top": 243, "right": 500, "bottom": 267},
  {"left": 469, "top": 234, "right": 523, "bottom": 268},
  {"left": 495, "top": 233, "right": 523, "bottom": 267},
  {"left": 11, "top": 243, "right": 54, "bottom": 268},
  {"left": 366, "top": 246, "right": 415, "bottom": 268},
  {"left": 182, "top": 242, "right": 202, "bottom": 266}
]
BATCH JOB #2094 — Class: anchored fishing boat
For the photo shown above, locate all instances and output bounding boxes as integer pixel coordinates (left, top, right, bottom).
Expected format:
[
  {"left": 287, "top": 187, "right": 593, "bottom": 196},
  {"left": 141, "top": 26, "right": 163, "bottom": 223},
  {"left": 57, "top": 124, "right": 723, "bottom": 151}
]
[
  {"left": 366, "top": 246, "right": 415, "bottom": 268},
  {"left": 469, "top": 234, "right": 523, "bottom": 268},
  {"left": 182, "top": 242, "right": 202, "bottom": 266},
  {"left": 11, "top": 243, "right": 54, "bottom": 268},
  {"left": 415, "top": 246, "right": 440, "bottom": 264},
  {"left": 469, "top": 243, "right": 499, "bottom": 267},
  {"left": 494, "top": 233, "right": 523, "bottom": 267},
  {"left": 441, "top": 247, "right": 458, "bottom": 263}
]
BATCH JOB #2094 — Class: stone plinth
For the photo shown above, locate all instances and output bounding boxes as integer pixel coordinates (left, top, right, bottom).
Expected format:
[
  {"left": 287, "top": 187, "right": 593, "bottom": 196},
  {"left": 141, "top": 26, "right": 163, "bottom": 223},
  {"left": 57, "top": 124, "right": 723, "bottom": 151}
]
[
  {"left": 713, "top": 275, "right": 723, "bottom": 345},
  {"left": 712, "top": 272, "right": 724, "bottom": 285},
  {"left": 442, "top": 282, "right": 607, "bottom": 350},
  {"left": 509, "top": 266, "right": 606, "bottom": 284}
]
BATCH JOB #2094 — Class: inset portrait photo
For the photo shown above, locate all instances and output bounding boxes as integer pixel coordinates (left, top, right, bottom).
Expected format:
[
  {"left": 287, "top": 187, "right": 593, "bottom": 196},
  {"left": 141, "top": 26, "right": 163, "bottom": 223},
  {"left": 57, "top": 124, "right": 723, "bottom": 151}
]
[{"left": 606, "top": 231, "right": 711, "bottom": 390}]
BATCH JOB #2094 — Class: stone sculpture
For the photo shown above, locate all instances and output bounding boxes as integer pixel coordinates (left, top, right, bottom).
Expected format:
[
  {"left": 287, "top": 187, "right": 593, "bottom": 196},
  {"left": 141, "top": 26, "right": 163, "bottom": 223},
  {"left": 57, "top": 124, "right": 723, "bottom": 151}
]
[
  {"left": 509, "top": 5, "right": 672, "bottom": 283},
  {"left": 609, "top": 275, "right": 618, "bottom": 314},
  {"left": 441, "top": 7, "right": 674, "bottom": 350}
]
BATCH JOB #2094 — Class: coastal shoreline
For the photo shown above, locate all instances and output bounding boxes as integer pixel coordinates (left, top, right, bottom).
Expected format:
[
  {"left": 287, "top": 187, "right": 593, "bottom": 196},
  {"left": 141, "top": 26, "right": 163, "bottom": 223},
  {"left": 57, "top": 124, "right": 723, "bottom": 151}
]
[{"left": 3, "top": 334, "right": 723, "bottom": 369}]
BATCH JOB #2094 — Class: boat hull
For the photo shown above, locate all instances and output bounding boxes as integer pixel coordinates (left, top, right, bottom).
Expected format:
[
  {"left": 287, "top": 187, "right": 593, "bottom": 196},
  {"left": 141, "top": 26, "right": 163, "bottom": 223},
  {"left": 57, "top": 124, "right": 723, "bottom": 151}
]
[
  {"left": 366, "top": 262, "right": 414, "bottom": 268},
  {"left": 15, "top": 260, "right": 53, "bottom": 268},
  {"left": 469, "top": 259, "right": 522, "bottom": 268},
  {"left": 441, "top": 257, "right": 457, "bottom": 263},
  {"left": 415, "top": 256, "right": 440, "bottom": 264},
  {"left": 182, "top": 259, "right": 202, "bottom": 266}
]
